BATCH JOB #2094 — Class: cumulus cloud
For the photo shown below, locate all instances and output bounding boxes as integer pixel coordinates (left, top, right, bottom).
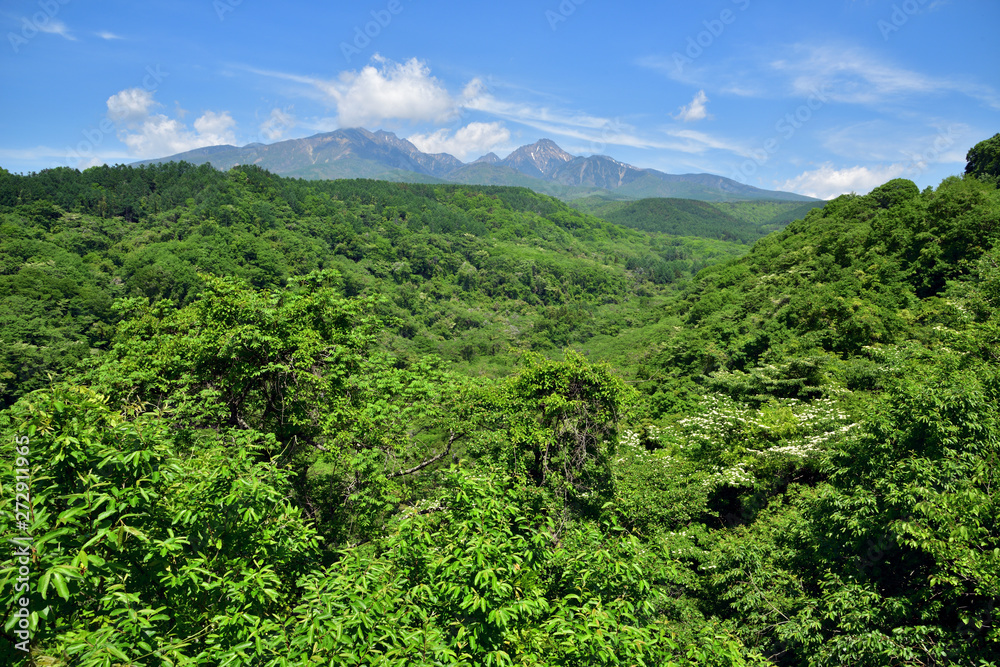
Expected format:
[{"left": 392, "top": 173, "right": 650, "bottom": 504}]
[
  {"left": 107, "top": 88, "right": 238, "bottom": 158},
  {"left": 674, "top": 90, "right": 710, "bottom": 122},
  {"left": 117, "top": 113, "right": 237, "bottom": 157},
  {"left": 778, "top": 162, "right": 908, "bottom": 199},
  {"left": 325, "top": 56, "right": 458, "bottom": 127},
  {"left": 191, "top": 111, "right": 238, "bottom": 145},
  {"left": 107, "top": 88, "right": 156, "bottom": 124},
  {"left": 408, "top": 122, "right": 510, "bottom": 160}
]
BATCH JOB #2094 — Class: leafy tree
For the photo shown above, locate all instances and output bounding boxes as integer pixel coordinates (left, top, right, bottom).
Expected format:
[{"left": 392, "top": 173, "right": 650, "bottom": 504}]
[
  {"left": 965, "top": 133, "right": 1000, "bottom": 184},
  {"left": 0, "top": 385, "right": 320, "bottom": 664},
  {"left": 85, "top": 271, "right": 382, "bottom": 452},
  {"left": 468, "top": 351, "right": 636, "bottom": 515},
  {"left": 865, "top": 178, "right": 920, "bottom": 209},
  {"left": 85, "top": 271, "right": 470, "bottom": 544}
]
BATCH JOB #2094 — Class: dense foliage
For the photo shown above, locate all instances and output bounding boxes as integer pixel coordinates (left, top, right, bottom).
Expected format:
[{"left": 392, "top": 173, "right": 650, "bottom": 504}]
[
  {"left": 2, "top": 140, "right": 999, "bottom": 665},
  {"left": 0, "top": 164, "right": 748, "bottom": 408}
]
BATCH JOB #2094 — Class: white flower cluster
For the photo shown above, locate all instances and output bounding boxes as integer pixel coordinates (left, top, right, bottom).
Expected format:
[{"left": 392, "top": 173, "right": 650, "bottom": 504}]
[
  {"left": 619, "top": 429, "right": 642, "bottom": 452},
  {"left": 674, "top": 394, "right": 754, "bottom": 452},
  {"left": 705, "top": 463, "right": 755, "bottom": 488},
  {"left": 617, "top": 425, "right": 667, "bottom": 459},
  {"left": 669, "top": 393, "right": 857, "bottom": 483}
]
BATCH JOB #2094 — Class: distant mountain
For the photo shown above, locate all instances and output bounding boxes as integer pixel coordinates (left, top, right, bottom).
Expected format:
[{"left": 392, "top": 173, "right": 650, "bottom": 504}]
[
  {"left": 133, "top": 128, "right": 453, "bottom": 182},
  {"left": 501, "top": 138, "right": 576, "bottom": 179},
  {"left": 472, "top": 152, "right": 501, "bottom": 165},
  {"left": 135, "top": 129, "right": 819, "bottom": 203},
  {"left": 551, "top": 154, "right": 645, "bottom": 190}
]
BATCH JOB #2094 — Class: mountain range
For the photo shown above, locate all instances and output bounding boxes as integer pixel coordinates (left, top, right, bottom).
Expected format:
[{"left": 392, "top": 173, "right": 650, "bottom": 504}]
[{"left": 134, "top": 128, "right": 819, "bottom": 203}]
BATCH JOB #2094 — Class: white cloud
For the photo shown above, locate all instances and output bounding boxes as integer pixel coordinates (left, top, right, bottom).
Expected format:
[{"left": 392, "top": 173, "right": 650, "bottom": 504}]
[
  {"left": 96, "top": 31, "right": 124, "bottom": 40},
  {"left": 326, "top": 56, "right": 458, "bottom": 127},
  {"left": 259, "top": 108, "right": 296, "bottom": 142},
  {"left": 461, "top": 78, "right": 735, "bottom": 157},
  {"left": 76, "top": 156, "right": 108, "bottom": 169},
  {"left": 673, "top": 90, "right": 710, "bottom": 122},
  {"left": 118, "top": 114, "right": 237, "bottom": 157},
  {"left": 38, "top": 20, "right": 74, "bottom": 40},
  {"left": 107, "top": 88, "right": 238, "bottom": 158},
  {"left": 461, "top": 84, "right": 685, "bottom": 153},
  {"left": 192, "top": 111, "right": 238, "bottom": 145},
  {"left": 778, "top": 162, "right": 908, "bottom": 199},
  {"left": 667, "top": 128, "right": 750, "bottom": 156},
  {"left": 247, "top": 61, "right": 663, "bottom": 153},
  {"left": 463, "top": 82, "right": 613, "bottom": 133},
  {"left": 408, "top": 122, "right": 510, "bottom": 160},
  {"left": 245, "top": 58, "right": 460, "bottom": 127},
  {"left": 107, "top": 88, "right": 156, "bottom": 124}
]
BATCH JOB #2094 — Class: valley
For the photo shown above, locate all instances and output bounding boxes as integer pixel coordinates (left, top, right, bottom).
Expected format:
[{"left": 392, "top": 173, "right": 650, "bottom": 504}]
[{"left": 1, "top": 133, "right": 998, "bottom": 665}]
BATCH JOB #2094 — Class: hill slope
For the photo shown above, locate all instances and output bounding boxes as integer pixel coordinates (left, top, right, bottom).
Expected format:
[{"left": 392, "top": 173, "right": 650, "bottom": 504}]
[{"left": 570, "top": 196, "right": 827, "bottom": 244}]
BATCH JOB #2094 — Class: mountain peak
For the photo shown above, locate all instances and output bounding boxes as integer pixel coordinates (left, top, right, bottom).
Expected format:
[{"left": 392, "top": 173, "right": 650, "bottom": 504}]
[
  {"left": 473, "top": 152, "right": 501, "bottom": 165},
  {"left": 501, "top": 139, "right": 575, "bottom": 178},
  {"left": 534, "top": 138, "right": 566, "bottom": 149}
]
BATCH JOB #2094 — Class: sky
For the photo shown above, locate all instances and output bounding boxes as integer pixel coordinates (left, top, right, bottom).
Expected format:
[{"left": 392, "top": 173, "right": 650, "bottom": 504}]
[{"left": 1, "top": 0, "right": 997, "bottom": 199}]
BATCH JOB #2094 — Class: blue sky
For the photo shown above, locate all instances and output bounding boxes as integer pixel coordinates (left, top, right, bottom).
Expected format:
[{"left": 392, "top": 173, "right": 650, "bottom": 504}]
[{"left": 1, "top": 0, "right": 997, "bottom": 198}]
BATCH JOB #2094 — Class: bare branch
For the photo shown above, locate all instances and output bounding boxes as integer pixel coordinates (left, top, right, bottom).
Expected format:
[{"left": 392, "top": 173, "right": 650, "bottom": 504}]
[{"left": 387, "top": 431, "right": 462, "bottom": 478}]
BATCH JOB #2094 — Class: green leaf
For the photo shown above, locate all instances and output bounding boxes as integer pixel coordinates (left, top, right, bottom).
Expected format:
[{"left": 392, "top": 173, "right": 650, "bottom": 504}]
[
  {"left": 52, "top": 572, "right": 70, "bottom": 601},
  {"left": 38, "top": 571, "right": 52, "bottom": 600}
]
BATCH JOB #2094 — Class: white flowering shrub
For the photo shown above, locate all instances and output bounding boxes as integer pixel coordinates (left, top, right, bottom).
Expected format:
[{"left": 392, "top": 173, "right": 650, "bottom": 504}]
[{"left": 661, "top": 393, "right": 857, "bottom": 488}]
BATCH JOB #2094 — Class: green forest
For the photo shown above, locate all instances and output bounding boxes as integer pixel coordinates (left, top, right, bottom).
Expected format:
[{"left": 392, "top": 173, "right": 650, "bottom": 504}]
[{"left": 1, "top": 134, "right": 998, "bottom": 666}]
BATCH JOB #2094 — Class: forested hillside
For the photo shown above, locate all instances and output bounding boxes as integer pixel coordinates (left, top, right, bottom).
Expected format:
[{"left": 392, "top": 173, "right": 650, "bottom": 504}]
[
  {"left": 0, "top": 163, "right": 744, "bottom": 408},
  {"left": 568, "top": 196, "right": 822, "bottom": 244},
  {"left": 1, "top": 134, "right": 999, "bottom": 666}
]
